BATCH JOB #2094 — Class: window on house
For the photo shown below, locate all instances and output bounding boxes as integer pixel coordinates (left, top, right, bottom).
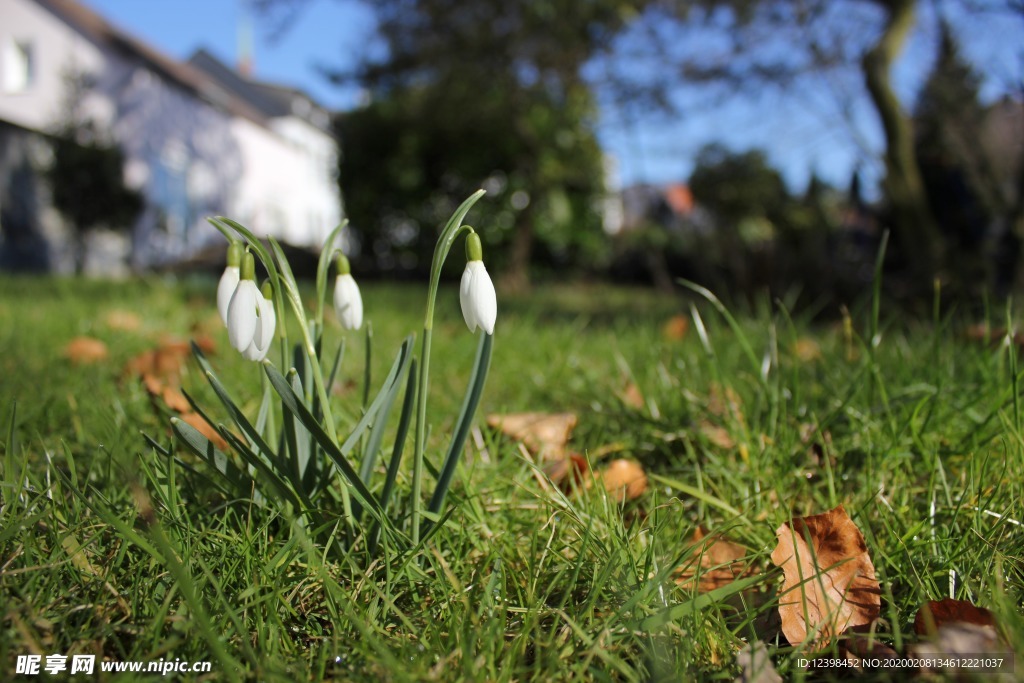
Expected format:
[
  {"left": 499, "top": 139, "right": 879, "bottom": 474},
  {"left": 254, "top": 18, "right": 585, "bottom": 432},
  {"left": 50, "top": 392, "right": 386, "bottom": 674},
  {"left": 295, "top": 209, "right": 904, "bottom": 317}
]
[{"left": 3, "top": 39, "right": 34, "bottom": 93}]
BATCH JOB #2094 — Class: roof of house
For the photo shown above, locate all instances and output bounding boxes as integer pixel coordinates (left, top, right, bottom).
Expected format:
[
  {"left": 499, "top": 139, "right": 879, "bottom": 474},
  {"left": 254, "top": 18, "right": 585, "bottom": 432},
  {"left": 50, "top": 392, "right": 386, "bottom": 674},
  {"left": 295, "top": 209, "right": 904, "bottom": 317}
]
[
  {"left": 34, "top": 0, "right": 269, "bottom": 126},
  {"left": 188, "top": 48, "right": 332, "bottom": 132}
]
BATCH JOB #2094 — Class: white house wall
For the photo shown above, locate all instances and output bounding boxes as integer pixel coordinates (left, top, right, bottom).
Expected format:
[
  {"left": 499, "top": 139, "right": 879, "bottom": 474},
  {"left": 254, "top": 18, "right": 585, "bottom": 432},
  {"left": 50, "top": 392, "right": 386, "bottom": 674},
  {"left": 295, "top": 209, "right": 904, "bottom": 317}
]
[
  {"left": 0, "top": 0, "right": 344, "bottom": 268},
  {"left": 108, "top": 60, "right": 242, "bottom": 264},
  {"left": 232, "top": 115, "right": 340, "bottom": 248},
  {"left": 0, "top": 0, "right": 109, "bottom": 132}
]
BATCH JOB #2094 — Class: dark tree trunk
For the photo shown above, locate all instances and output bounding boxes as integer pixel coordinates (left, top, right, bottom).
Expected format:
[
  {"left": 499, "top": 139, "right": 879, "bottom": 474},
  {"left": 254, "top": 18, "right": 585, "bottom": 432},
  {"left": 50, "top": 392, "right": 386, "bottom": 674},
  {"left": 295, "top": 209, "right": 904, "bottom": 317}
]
[
  {"left": 863, "top": 0, "right": 941, "bottom": 288},
  {"left": 502, "top": 211, "right": 533, "bottom": 292},
  {"left": 73, "top": 229, "right": 87, "bottom": 275}
]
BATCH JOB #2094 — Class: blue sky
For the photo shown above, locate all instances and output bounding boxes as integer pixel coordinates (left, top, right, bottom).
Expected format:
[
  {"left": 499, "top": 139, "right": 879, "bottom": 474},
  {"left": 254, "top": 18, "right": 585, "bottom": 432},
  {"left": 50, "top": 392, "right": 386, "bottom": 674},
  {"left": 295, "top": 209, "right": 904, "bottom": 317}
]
[{"left": 85, "top": 0, "right": 1022, "bottom": 195}]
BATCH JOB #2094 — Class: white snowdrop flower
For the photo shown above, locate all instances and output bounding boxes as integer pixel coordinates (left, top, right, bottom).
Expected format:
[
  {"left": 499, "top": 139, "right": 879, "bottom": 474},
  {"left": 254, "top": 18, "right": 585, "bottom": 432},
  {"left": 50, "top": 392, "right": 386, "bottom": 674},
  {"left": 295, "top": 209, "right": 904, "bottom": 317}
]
[
  {"left": 459, "top": 232, "right": 496, "bottom": 335},
  {"left": 217, "top": 242, "right": 243, "bottom": 325},
  {"left": 227, "top": 252, "right": 262, "bottom": 354},
  {"left": 241, "top": 282, "right": 276, "bottom": 361},
  {"left": 333, "top": 254, "right": 363, "bottom": 330}
]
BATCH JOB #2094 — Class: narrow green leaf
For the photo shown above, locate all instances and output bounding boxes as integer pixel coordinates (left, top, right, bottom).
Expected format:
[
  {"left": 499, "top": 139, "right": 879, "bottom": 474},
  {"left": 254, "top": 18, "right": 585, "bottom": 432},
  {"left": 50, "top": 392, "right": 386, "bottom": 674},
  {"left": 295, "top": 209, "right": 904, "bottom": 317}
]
[
  {"left": 264, "top": 363, "right": 384, "bottom": 521},
  {"left": 338, "top": 337, "right": 413, "bottom": 457},
  {"left": 428, "top": 331, "right": 493, "bottom": 516},
  {"left": 326, "top": 339, "right": 346, "bottom": 396},
  {"left": 353, "top": 342, "right": 411, "bottom": 522},
  {"left": 368, "top": 358, "right": 418, "bottom": 556},
  {"left": 363, "top": 322, "right": 373, "bottom": 408},
  {"left": 3, "top": 401, "right": 19, "bottom": 495},
  {"left": 677, "top": 278, "right": 761, "bottom": 376},
  {"left": 190, "top": 343, "right": 282, "bottom": 472},
  {"left": 169, "top": 417, "right": 246, "bottom": 490},
  {"left": 381, "top": 357, "right": 417, "bottom": 513},
  {"left": 287, "top": 369, "right": 313, "bottom": 492}
]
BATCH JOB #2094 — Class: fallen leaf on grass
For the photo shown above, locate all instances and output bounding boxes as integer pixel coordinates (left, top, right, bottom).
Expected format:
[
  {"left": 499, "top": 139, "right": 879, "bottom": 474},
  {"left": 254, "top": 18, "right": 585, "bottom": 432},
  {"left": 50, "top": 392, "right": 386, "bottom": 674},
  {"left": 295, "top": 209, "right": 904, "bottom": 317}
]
[
  {"left": 597, "top": 459, "right": 647, "bottom": 501},
  {"left": 913, "top": 598, "right": 995, "bottom": 635},
  {"left": 734, "top": 641, "right": 781, "bottom": 683},
  {"left": 487, "top": 412, "right": 577, "bottom": 462},
  {"left": 123, "top": 340, "right": 192, "bottom": 384},
  {"left": 700, "top": 422, "right": 736, "bottom": 450},
  {"left": 64, "top": 337, "right": 108, "bottom": 364},
  {"left": 662, "top": 314, "right": 690, "bottom": 341},
  {"left": 124, "top": 349, "right": 182, "bottom": 383},
  {"left": 618, "top": 382, "right": 645, "bottom": 410},
  {"left": 676, "top": 526, "right": 751, "bottom": 592},
  {"left": 791, "top": 338, "right": 822, "bottom": 363},
  {"left": 543, "top": 452, "right": 590, "bottom": 489},
  {"left": 191, "top": 334, "right": 217, "bottom": 355},
  {"left": 770, "top": 505, "right": 881, "bottom": 649},
  {"left": 104, "top": 309, "right": 143, "bottom": 332},
  {"left": 161, "top": 386, "right": 192, "bottom": 413}
]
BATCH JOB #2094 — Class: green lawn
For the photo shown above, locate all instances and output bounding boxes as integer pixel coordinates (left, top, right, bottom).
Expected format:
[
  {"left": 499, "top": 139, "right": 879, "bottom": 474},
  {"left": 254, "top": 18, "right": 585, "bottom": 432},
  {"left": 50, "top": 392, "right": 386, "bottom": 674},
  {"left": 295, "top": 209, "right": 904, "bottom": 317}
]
[{"left": 1, "top": 274, "right": 1021, "bottom": 681}]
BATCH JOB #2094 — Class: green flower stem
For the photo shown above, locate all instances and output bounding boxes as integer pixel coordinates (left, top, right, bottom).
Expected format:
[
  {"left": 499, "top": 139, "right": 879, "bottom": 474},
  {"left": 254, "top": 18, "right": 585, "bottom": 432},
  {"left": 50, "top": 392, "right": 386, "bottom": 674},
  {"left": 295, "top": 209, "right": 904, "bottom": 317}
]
[
  {"left": 411, "top": 190, "right": 485, "bottom": 545},
  {"left": 315, "top": 222, "right": 348, "bottom": 332}
]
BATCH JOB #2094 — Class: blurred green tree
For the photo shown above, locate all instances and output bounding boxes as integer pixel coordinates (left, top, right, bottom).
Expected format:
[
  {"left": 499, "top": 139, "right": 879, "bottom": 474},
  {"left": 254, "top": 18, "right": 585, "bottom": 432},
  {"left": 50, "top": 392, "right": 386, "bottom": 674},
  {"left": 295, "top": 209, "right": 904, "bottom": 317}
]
[
  {"left": 610, "top": 0, "right": 1018, "bottom": 291},
  {"left": 324, "top": 0, "right": 646, "bottom": 287},
  {"left": 336, "top": 73, "right": 606, "bottom": 284},
  {"left": 47, "top": 123, "right": 143, "bottom": 275},
  {"left": 46, "top": 72, "right": 143, "bottom": 274}
]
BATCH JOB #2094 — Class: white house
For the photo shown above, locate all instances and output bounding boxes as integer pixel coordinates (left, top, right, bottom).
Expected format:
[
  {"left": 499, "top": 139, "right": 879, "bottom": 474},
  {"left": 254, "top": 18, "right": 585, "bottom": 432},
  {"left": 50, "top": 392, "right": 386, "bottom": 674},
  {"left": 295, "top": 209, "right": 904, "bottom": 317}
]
[{"left": 0, "top": 0, "right": 342, "bottom": 272}]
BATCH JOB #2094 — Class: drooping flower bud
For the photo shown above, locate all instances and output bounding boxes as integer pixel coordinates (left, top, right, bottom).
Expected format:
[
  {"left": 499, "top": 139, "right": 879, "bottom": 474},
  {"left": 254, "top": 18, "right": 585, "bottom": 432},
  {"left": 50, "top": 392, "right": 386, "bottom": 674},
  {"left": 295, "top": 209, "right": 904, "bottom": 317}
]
[
  {"left": 241, "top": 281, "right": 276, "bottom": 361},
  {"left": 217, "top": 241, "right": 243, "bottom": 325},
  {"left": 459, "top": 231, "right": 496, "bottom": 335},
  {"left": 333, "top": 253, "right": 363, "bottom": 330},
  {"left": 227, "top": 252, "right": 261, "bottom": 353}
]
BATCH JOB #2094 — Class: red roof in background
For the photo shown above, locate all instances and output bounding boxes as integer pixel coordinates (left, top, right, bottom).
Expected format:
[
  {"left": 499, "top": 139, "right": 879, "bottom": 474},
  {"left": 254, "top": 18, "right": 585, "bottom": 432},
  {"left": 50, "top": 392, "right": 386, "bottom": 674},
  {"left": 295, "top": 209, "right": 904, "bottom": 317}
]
[{"left": 663, "top": 183, "right": 694, "bottom": 215}]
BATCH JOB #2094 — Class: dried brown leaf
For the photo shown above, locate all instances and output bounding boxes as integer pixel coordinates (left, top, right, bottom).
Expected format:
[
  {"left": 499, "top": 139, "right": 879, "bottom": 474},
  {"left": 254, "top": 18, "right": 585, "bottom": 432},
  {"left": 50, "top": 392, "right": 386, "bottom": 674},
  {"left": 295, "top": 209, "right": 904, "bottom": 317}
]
[
  {"left": 141, "top": 373, "right": 164, "bottom": 397},
  {"left": 103, "top": 309, "right": 142, "bottom": 332},
  {"left": 161, "top": 386, "right": 191, "bottom": 414},
  {"left": 770, "top": 505, "right": 881, "bottom": 649},
  {"left": 597, "top": 459, "right": 647, "bottom": 501},
  {"left": 192, "top": 334, "right": 217, "bottom": 354},
  {"left": 662, "top": 314, "right": 690, "bottom": 341},
  {"left": 792, "top": 338, "right": 822, "bottom": 363},
  {"left": 913, "top": 598, "right": 995, "bottom": 636},
  {"left": 123, "top": 339, "right": 191, "bottom": 384},
  {"left": 676, "top": 526, "right": 751, "bottom": 592},
  {"left": 619, "top": 382, "right": 645, "bottom": 410},
  {"left": 64, "top": 337, "right": 108, "bottom": 364},
  {"left": 543, "top": 452, "right": 590, "bottom": 489},
  {"left": 487, "top": 412, "right": 577, "bottom": 462},
  {"left": 700, "top": 422, "right": 736, "bottom": 450}
]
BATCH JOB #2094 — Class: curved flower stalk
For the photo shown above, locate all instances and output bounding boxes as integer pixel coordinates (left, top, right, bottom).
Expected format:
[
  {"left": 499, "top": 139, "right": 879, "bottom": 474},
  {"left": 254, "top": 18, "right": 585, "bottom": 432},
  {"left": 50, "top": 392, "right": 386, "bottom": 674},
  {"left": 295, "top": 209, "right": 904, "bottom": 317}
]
[
  {"left": 459, "top": 232, "right": 496, "bottom": 335},
  {"left": 411, "top": 190, "right": 490, "bottom": 543},
  {"left": 333, "top": 254, "right": 363, "bottom": 330},
  {"left": 217, "top": 241, "right": 242, "bottom": 324}
]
